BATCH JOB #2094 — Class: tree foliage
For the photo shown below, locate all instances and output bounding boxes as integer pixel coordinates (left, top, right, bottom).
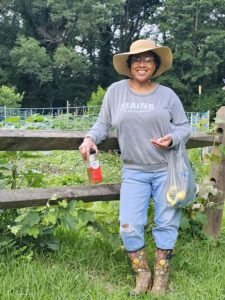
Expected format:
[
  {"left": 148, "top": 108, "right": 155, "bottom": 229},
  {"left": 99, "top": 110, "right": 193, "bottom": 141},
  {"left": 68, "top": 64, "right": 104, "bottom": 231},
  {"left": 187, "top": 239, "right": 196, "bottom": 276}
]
[
  {"left": 0, "top": 86, "right": 23, "bottom": 107},
  {"left": 0, "top": 0, "right": 224, "bottom": 112},
  {"left": 87, "top": 86, "right": 106, "bottom": 107},
  {"left": 10, "top": 36, "right": 52, "bottom": 84},
  {"left": 156, "top": 0, "right": 225, "bottom": 113}
]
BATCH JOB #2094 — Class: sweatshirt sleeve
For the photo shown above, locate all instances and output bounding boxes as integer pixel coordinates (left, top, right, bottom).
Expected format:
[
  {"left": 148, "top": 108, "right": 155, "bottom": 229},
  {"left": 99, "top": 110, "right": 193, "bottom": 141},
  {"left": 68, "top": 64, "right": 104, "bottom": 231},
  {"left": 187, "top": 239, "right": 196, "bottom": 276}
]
[
  {"left": 85, "top": 88, "right": 112, "bottom": 144},
  {"left": 169, "top": 91, "right": 191, "bottom": 148}
]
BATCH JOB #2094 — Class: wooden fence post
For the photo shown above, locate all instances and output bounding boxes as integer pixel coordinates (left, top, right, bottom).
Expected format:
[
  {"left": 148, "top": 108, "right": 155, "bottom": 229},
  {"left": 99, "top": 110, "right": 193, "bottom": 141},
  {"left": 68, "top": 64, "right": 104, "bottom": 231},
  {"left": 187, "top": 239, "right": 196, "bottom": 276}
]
[{"left": 203, "top": 106, "right": 225, "bottom": 238}]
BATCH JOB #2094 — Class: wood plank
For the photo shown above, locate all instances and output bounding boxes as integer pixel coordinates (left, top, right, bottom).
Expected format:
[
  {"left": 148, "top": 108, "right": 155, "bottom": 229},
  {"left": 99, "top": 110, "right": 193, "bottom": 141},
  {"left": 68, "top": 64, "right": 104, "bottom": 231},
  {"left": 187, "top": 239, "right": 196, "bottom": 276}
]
[
  {"left": 0, "top": 130, "right": 119, "bottom": 151},
  {"left": 0, "top": 184, "right": 121, "bottom": 209},
  {"left": 186, "top": 132, "right": 216, "bottom": 148},
  {"left": 203, "top": 106, "right": 225, "bottom": 238},
  {"left": 0, "top": 130, "right": 216, "bottom": 151}
]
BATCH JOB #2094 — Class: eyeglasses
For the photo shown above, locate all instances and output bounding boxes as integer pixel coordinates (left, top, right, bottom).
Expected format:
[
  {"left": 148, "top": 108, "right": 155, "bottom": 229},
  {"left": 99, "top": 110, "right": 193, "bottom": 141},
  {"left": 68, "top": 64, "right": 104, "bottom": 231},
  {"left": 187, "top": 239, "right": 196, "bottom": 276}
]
[{"left": 131, "top": 56, "right": 155, "bottom": 66}]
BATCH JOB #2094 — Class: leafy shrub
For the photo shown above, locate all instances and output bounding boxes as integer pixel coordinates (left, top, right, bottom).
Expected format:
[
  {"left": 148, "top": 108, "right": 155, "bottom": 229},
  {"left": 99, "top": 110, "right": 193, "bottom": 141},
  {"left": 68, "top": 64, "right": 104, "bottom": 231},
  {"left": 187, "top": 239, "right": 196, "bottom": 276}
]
[
  {"left": 0, "top": 85, "right": 23, "bottom": 107},
  {"left": 46, "top": 174, "right": 85, "bottom": 186},
  {"left": 0, "top": 150, "right": 121, "bottom": 256},
  {"left": 87, "top": 86, "right": 106, "bottom": 113},
  {"left": 5, "top": 116, "right": 21, "bottom": 123},
  {"left": 25, "top": 114, "right": 45, "bottom": 123},
  {"left": 189, "top": 87, "right": 225, "bottom": 120},
  {"left": 10, "top": 36, "right": 52, "bottom": 84}
]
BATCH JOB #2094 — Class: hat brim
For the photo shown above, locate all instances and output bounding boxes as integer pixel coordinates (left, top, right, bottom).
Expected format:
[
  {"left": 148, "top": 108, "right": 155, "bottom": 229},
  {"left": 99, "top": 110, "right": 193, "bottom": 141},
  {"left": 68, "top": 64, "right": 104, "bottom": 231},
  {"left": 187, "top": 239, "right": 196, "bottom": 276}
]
[{"left": 113, "top": 46, "right": 172, "bottom": 78}]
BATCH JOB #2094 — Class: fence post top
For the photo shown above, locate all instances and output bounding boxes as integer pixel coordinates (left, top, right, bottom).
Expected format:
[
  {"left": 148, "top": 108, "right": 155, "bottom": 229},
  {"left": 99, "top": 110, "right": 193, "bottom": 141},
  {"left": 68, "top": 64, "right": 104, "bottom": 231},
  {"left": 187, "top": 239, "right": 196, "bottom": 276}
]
[
  {"left": 216, "top": 106, "right": 225, "bottom": 117},
  {"left": 216, "top": 107, "right": 225, "bottom": 128}
]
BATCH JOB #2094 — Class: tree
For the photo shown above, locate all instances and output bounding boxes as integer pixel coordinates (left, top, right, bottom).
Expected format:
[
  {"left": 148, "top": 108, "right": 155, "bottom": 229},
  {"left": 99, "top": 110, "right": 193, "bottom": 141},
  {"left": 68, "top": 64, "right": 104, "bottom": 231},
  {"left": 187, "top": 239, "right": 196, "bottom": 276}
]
[
  {"left": 1, "top": 0, "right": 126, "bottom": 105},
  {"left": 93, "top": 0, "right": 162, "bottom": 87},
  {"left": 10, "top": 36, "right": 52, "bottom": 84},
  {"left": 53, "top": 45, "right": 91, "bottom": 106},
  {"left": 0, "top": 0, "right": 163, "bottom": 106},
  {"left": 114, "top": 0, "right": 162, "bottom": 52},
  {"left": 0, "top": 85, "right": 23, "bottom": 107},
  {"left": 2, "top": 0, "right": 224, "bottom": 113},
  {"left": 0, "top": 1, "right": 21, "bottom": 85},
  {"left": 87, "top": 86, "right": 106, "bottom": 107},
  {"left": 155, "top": 0, "right": 225, "bottom": 113},
  {"left": 10, "top": 36, "right": 52, "bottom": 106}
]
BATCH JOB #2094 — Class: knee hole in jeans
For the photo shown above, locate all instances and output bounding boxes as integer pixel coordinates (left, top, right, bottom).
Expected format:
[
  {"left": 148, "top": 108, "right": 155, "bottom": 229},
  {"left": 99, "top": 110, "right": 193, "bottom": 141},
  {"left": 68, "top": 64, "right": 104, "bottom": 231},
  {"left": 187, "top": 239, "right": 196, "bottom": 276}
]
[{"left": 120, "top": 224, "right": 135, "bottom": 233}]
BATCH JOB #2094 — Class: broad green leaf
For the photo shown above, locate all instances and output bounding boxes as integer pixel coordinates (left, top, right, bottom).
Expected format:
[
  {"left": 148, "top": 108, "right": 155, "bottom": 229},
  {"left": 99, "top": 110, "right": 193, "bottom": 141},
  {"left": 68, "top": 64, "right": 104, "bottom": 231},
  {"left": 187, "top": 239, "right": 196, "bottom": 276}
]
[
  {"left": 15, "top": 213, "right": 27, "bottom": 223},
  {"left": 43, "top": 213, "right": 58, "bottom": 225},
  {"left": 58, "top": 200, "right": 68, "bottom": 208},
  {"left": 78, "top": 210, "right": 95, "bottom": 225},
  {"left": 40, "top": 239, "right": 59, "bottom": 251},
  {"left": 46, "top": 242, "right": 59, "bottom": 251},
  {"left": 27, "top": 226, "right": 40, "bottom": 238},
  {"left": 0, "top": 236, "right": 16, "bottom": 247},
  {"left": 15, "top": 211, "right": 40, "bottom": 227},
  {"left": 195, "top": 212, "right": 208, "bottom": 225},
  {"left": 61, "top": 214, "right": 77, "bottom": 230},
  {"left": 180, "top": 215, "right": 190, "bottom": 230},
  {"left": 10, "top": 225, "right": 22, "bottom": 235},
  {"left": 67, "top": 200, "right": 77, "bottom": 212}
]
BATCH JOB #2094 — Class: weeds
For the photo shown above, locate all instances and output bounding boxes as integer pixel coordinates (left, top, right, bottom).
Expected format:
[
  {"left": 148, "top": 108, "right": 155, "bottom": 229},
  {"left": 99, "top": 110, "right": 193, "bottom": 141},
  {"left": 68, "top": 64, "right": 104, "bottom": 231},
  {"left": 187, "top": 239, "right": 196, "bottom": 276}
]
[{"left": 0, "top": 142, "right": 224, "bottom": 299}]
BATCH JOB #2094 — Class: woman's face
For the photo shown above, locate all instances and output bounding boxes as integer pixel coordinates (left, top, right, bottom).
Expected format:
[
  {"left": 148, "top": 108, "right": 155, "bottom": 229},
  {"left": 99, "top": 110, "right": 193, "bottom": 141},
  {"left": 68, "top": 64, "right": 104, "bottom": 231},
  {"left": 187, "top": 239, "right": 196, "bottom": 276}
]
[{"left": 130, "top": 51, "right": 156, "bottom": 83}]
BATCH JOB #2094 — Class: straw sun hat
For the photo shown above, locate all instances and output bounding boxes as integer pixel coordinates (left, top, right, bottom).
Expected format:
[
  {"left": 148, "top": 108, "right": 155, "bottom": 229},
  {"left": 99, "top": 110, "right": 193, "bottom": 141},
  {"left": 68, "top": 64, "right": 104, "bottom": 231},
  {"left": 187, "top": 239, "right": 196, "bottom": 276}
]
[{"left": 113, "top": 39, "right": 173, "bottom": 78}]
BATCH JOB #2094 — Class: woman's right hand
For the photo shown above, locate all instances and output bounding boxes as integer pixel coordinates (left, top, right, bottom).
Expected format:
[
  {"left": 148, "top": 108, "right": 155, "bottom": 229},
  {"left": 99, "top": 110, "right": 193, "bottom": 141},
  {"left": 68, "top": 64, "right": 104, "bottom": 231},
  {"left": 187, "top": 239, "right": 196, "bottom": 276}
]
[{"left": 79, "top": 137, "right": 98, "bottom": 160}]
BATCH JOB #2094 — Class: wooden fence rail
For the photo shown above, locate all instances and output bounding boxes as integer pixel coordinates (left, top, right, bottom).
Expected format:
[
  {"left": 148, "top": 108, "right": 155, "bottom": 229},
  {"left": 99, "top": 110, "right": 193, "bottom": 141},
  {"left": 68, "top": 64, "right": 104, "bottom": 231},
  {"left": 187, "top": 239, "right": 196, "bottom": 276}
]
[
  {"left": 0, "top": 184, "right": 121, "bottom": 209},
  {"left": 0, "top": 106, "right": 225, "bottom": 238},
  {"left": 0, "top": 130, "right": 218, "bottom": 151}
]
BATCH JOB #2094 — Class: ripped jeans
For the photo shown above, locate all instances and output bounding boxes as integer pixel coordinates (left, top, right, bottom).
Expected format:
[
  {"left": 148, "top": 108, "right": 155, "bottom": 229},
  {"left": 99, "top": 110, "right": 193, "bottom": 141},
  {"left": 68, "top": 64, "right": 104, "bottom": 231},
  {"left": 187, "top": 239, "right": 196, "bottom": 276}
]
[{"left": 120, "top": 168, "right": 182, "bottom": 252}]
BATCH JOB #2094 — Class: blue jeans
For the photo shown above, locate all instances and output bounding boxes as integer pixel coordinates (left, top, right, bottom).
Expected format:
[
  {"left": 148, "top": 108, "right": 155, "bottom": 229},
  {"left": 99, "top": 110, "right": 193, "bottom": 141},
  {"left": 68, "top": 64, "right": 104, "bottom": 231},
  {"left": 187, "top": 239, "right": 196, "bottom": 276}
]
[{"left": 120, "top": 168, "right": 182, "bottom": 252}]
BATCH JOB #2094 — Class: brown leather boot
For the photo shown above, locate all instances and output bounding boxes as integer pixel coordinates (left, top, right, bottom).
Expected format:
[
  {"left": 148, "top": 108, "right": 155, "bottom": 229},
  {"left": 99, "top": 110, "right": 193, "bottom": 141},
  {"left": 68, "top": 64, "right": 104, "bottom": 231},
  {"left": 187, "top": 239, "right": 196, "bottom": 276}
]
[
  {"left": 128, "top": 248, "right": 152, "bottom": 296},
  {"left": 151, "top": 248, "right": 174, "bottom": 295}
]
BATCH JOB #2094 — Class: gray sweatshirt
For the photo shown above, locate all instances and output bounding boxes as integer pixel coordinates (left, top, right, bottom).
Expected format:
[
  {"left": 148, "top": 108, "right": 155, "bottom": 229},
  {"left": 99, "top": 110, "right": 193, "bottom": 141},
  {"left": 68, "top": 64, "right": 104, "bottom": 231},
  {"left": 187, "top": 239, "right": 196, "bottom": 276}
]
[{"left": 87, "top": 79, "right": 191, "bottom": 172}]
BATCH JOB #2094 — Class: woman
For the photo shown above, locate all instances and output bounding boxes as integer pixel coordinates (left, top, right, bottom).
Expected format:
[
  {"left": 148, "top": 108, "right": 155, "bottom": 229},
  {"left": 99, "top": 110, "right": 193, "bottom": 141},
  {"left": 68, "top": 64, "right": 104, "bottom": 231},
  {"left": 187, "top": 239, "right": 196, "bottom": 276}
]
[{"left": 79, "top": 39, "right": 191, "bottom": 295}]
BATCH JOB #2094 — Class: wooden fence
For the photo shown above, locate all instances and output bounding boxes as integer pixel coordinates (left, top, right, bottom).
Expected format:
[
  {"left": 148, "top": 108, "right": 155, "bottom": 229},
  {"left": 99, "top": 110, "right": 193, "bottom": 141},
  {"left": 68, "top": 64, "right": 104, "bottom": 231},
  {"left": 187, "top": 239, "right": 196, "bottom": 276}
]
[{"left": 0, "top": 106, "right": 225, "bottom": 239}]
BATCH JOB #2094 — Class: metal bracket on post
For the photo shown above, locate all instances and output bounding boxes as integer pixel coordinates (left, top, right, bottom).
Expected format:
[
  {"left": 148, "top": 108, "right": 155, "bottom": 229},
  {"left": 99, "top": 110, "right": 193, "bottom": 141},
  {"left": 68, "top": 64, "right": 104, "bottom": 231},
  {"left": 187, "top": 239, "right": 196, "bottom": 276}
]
[{"left": 203, "top": 106, "right": 225, "bottom": 239}]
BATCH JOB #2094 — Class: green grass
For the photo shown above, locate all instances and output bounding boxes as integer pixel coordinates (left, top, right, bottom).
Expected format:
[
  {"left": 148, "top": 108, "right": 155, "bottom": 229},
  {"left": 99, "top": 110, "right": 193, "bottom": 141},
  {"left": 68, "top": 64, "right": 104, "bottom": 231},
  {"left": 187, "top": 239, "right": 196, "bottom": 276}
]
[
  {"left": 1, "top": 149, "right": 225, "bottom": 299},
  {"left": 0, "top": 221, "right": 225, "bottom": 300},
  {"left": 22, "top": 150, "right": 122, "bottom": 188}
]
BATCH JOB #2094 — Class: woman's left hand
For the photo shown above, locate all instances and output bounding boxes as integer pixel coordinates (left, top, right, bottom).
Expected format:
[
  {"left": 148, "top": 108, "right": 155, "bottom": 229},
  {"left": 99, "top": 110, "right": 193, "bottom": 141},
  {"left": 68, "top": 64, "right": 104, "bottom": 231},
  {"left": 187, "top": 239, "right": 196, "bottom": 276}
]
[{"left": 151, "top": 135, "right": 173, "bottom": 148}]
